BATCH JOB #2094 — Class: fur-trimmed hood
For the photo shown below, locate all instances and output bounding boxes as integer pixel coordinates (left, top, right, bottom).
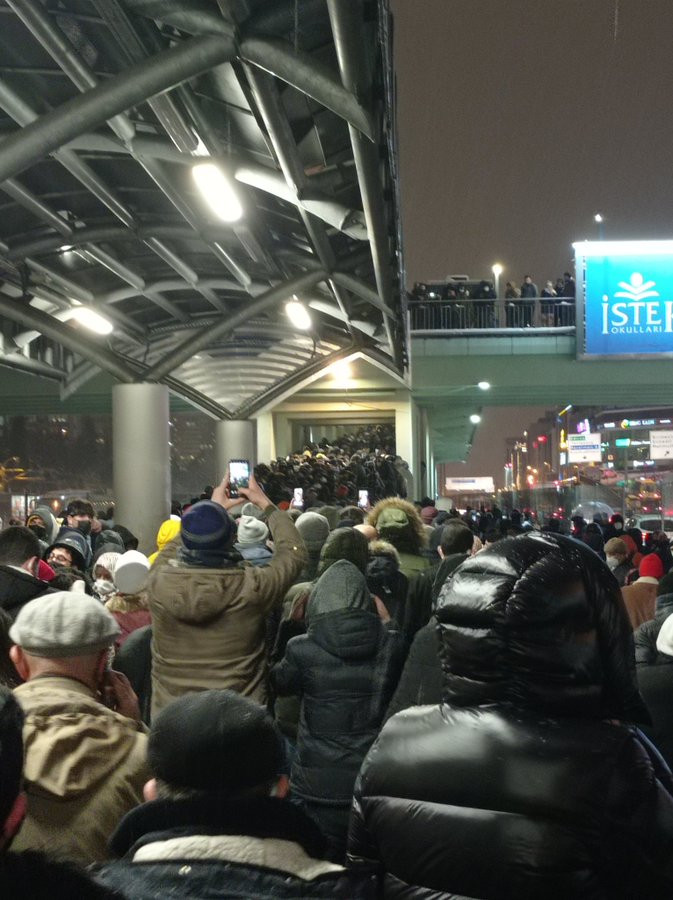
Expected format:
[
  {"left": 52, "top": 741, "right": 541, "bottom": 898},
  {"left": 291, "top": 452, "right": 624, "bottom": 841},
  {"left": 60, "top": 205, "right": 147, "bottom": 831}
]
[
  {"left": 368, "top": 539, "right": 400, "bottom": 564},
  {"left": 366, "top": 497, "right": 426, "bottom": 554}
]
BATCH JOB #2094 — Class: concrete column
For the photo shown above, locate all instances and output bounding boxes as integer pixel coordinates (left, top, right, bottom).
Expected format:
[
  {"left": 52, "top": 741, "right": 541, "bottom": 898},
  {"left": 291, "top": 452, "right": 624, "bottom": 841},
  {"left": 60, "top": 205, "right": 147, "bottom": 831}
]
[
  {"left": 113, "top": 383, "right": 170, "bottom": 555},
  {"left": 395, "top": 392, "right": 420, "bottom": 499},
  {"left": 273, "top": 414, "right": 292, "bottom": 459},
  {"left": 255, "top": 412, "right": 276, "bottom": 463},
  {"left": 215, "top": 419, "right": 256, "bottom": 478}
]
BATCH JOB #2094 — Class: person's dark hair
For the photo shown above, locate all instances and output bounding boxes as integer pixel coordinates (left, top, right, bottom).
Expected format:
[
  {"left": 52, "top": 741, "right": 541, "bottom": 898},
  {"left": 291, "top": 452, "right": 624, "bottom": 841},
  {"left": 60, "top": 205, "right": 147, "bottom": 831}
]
[
  {"left": 0, "top": 526, "right": 40, "bottom": 566},
  {"left": 0, "top": 686, "right": 24, "bottom": 825},
  {"left": 440, "top": 522, "right": 474, "bottom": 556},
  {"left": 657, "top": 571, "right": 673, "bottom": 597},
  {"left": 65, "top": 499, "right": 94, "bottom": 518},
  {"left": 339, "top": 505, "right": 364, "bottom": 525},
  {"left": 0, "top": 609, "right": 21, "bottom": 689},
  {"left": 484, "top": 527, "right": 502, "bottom": 544}
]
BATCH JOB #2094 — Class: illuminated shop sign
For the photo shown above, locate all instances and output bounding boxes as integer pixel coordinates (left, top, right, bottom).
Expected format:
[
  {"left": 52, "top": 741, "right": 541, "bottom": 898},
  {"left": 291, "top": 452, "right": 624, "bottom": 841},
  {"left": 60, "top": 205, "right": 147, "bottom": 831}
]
[
  {"left": 601, "top": 417, "right": 670, "bottom": 429},
  {"left": 574, "top": 240, "right": 673, "bottom": 358}
]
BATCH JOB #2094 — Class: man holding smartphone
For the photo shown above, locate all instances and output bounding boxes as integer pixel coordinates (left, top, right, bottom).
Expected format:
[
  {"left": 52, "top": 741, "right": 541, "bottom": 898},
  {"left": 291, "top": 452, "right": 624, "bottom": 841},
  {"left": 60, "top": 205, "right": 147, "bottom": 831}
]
[
  {"left": 147, "top": 472, "right": 306, "bottom": 717},
  {"left": 8, "top": 592, "right": 148, "bottom": 864}
]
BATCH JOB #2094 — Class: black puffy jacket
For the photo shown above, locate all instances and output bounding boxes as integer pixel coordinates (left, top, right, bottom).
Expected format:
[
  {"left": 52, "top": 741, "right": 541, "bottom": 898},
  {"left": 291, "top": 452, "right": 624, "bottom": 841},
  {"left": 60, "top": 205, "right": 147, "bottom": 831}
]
[
  {"left": 272, "top": 559, "right": 405, "bottom": 805},
  {"left": 349, "top": 533, "right": 673, "bottom": 899}
]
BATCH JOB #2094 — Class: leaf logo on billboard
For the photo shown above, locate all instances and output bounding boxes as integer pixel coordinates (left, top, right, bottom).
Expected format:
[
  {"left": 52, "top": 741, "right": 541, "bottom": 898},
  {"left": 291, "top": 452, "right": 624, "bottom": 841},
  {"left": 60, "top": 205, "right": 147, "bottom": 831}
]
[
  {"left": 614, "top": 272, "right": 659, "bottom": 301},
  {"left": 602, "top": 271, "right": 672, "bottom": 336}
]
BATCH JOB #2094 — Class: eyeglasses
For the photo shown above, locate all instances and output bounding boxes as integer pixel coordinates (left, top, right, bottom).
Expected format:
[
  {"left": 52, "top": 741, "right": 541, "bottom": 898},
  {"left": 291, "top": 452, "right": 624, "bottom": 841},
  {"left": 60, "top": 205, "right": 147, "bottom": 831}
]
[{"left": 48, "top": 552, "right": 72, "bottom": 566}]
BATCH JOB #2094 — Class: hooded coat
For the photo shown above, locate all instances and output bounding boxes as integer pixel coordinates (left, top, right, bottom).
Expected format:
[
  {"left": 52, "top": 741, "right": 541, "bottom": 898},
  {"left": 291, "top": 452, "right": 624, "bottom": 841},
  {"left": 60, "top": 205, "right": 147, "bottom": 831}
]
[
  {"left": 348, "top": 533, "right": 673, "bottom": 899},
  {"left": 11, "top": 676, "right": 148, "bottom": 865},
  {"left": 272, "top": 560, "right": 404, "bottom": 857}
]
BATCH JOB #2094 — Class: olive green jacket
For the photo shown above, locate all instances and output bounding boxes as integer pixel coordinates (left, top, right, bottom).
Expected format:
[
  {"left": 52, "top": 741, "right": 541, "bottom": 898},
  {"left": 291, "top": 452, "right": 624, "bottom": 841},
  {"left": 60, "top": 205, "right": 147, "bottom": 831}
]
[{"left": 147, "top": 505, "right": 305, "bottom": 717}]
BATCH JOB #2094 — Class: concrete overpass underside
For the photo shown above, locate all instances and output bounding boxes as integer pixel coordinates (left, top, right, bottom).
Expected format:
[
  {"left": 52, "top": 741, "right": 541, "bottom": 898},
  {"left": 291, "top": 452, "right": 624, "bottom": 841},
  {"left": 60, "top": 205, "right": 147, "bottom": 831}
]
[{"left": 412, "top": 334, "right": 673, "bottom": 463}]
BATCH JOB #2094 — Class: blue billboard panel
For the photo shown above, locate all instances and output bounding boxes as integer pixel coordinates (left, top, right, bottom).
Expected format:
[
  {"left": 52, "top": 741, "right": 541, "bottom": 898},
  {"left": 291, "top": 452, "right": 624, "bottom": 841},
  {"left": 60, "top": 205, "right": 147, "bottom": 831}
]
[{"left": 575, "top": 241, "right": 673, "bottom": 358}]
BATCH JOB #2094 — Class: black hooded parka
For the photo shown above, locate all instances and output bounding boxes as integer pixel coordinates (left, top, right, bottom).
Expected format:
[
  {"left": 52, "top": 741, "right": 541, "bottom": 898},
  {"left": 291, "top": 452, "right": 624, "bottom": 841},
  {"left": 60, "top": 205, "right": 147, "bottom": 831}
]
[{"left": 348, "top": 533, "right": 673, "bottom": 899}]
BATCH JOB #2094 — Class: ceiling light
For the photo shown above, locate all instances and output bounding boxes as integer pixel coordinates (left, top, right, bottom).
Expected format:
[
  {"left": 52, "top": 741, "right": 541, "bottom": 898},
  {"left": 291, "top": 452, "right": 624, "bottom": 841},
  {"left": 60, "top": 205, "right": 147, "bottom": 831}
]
[
  {"left": 469, "top": 413, "right": 481, "bottom": 424},
  {"left": 285, "top": 299, "right": 312, "bottom": 330},
  {"left": 330, "top": 359, "right": 353, "bottom": 381},
  {"left": 477, "top": 381, "right": 490, "bottom": 390},
  {"left": 69, "top": 306, "right": 113, "bottom": 335},
  {"left": 192, "top": 162, "right": 242, "bottom": 222}
]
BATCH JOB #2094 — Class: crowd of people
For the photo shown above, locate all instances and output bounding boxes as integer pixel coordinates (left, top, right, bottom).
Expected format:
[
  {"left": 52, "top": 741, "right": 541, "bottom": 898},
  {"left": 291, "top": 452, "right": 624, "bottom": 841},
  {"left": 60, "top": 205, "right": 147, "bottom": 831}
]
[{"left": 1, "top": 456, "right": 673, "bottom": 896}]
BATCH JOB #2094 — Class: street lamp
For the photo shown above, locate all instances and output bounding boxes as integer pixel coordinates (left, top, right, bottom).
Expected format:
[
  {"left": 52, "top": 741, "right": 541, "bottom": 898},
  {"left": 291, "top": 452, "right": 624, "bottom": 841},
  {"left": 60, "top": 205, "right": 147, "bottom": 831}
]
[
  {"left": 469, "top": 413, "right": 481, "bottom": 425},
  {"left": 492, "top": 263, "right": 503, "bottom": 298},
  {"left": 594, "top": 212, "right": 604, "bottom": 240}
]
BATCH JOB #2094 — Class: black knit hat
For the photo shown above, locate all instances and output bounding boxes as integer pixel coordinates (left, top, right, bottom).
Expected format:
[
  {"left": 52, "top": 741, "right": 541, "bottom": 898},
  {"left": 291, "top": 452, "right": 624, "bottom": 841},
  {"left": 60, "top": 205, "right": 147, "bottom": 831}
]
[
  {"left": 0, "top": 687, "right": 24, "bottom": 824},
  {"left": 148, "top": 690, "right": 284, "bottom": 795}
]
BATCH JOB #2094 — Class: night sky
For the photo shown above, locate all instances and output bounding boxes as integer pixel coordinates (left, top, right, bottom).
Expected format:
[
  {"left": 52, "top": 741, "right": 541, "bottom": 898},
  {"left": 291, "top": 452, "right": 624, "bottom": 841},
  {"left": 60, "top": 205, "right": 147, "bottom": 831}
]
[{"left": 390, "top": 0, "right": 673, "bottom": 483}]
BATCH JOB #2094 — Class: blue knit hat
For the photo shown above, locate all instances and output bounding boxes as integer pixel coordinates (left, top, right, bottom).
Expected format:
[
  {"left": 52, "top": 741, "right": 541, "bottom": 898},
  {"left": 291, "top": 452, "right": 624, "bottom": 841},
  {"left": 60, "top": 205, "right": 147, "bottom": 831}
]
[{"left": 180, "top": 501, "right": 234, "bottom": 551}]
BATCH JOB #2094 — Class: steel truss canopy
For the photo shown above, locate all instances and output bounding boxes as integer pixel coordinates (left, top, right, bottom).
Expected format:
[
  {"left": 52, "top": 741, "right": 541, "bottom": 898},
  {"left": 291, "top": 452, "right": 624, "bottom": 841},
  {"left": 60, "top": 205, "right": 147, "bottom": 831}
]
[{"left": 0, "top": 0, "right": 406, "bottom": 419}]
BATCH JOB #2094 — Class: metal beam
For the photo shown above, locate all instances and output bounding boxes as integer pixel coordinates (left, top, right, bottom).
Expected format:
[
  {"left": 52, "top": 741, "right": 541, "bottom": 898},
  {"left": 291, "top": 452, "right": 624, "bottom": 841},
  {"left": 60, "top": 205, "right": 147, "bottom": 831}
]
[
  {"left": 0, "top": 33, "right": 236, "bottom": 184},
  {"left": 327, "top": 0, "right": 402, "bottom": 369},
  {"left": 0, "top": 293, "right": 136, "bottom": 383},
  {"left": 0, "top": 80, "right": 226, "bottom": 317},
  {"left": 5, "top": 0, "right": 136, "bottom": 144},
  {"left": 141, "top": 267, "right": 326, "bottom": 382},
  {"left": 62, "top": 132, "right": 368, "bottom": 239},
  {"left": 241, "top": 35, "right": 375, "bottom": 141}
]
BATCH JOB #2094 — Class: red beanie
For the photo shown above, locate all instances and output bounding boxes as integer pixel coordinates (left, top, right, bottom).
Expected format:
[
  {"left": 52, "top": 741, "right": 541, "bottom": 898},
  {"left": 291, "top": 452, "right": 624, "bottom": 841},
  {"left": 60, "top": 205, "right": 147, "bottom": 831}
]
[{"left": 639, "top": 553, "right": 664, "bottom": 579}]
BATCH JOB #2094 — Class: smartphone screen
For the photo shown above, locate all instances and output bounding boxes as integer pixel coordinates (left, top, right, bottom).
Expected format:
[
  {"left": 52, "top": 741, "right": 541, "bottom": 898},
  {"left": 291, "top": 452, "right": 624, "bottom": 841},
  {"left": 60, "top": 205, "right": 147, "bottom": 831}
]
[
  {"left": 229, "top": 459, "right": 250, "bottom": 499},
  {"left": 293, "top": 487, "right": 304, "bottom": 508},
  {"left": 358, "top": 489, "right": 369, "bottom": 509}
]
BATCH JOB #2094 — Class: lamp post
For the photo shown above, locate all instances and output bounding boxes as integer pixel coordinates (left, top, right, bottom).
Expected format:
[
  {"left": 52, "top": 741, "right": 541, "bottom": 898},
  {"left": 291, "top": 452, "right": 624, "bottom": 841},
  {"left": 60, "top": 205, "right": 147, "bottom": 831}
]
[
  {"left": 594, "top": 213, "right": 604, "bottom": 240},
  {"left": 492, "top": 263, "right": 503, "bottom": 297}
]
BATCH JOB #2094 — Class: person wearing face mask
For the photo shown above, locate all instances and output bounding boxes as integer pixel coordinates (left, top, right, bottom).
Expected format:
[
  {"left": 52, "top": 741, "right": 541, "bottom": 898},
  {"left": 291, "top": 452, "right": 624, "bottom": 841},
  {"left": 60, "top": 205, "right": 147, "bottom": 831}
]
[
  {"left": 605, "top": 537, "right": 633, "bottom": 586},
  {"left": 0, "top": 526, "right": 55, "bottom": 620},
  {"left": 25, "top": 507, "right": 59, "bottom": 558},
  {"left": 54, "top": 499, "right": 99, "bottom": 569},
  {"left": 92, "top": 552, "right": 121, "bottom": 602}
]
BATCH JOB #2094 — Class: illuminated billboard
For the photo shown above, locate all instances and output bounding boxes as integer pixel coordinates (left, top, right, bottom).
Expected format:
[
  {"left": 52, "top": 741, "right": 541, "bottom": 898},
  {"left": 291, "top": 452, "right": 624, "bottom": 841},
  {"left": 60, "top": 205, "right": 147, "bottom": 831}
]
[{"left": 574, "top": 240, "right": 673, "bottom": 358}]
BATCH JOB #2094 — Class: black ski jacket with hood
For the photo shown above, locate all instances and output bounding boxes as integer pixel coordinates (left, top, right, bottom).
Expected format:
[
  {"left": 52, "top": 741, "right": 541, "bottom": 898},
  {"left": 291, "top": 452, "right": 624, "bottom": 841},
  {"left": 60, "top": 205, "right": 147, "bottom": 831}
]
[
  {"left": 348, "top": 533, "right": 673, "bottom": 899},
  {"left": 272, "top": 559, "right": 405, "bottom": 805}
]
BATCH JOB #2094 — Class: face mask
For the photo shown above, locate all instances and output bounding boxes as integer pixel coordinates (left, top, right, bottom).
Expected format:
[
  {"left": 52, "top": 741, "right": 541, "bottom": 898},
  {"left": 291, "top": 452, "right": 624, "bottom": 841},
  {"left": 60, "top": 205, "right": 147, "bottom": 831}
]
[
  {"left": 94, "top": 578, "right": 116, "bottom": 598},
  {"left": 77, "top": 521, "right": 92, "bottom": 537},
  {"left": 606, "top": 556, "right": 620, "bottom": 570},
  {"left": 614, "top": 522, "right": 623, "bottom": 531},
  {"left": 28, "top": 524, "right": 46, "bottom": 541}
]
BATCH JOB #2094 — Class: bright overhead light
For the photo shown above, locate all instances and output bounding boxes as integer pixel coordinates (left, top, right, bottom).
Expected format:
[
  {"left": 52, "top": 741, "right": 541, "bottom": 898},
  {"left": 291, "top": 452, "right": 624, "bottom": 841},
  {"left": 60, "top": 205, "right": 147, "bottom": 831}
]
[
  {"left": 69, "top": 306, "right": 113, "bottom": 335},
  {"left": 469, "top": 413, "right": 481, "bottom": 424},
  {"left": 285, "top": 298, "right": 312, "bottom": 330},
  {"left": 192, "top": 162, "right": 242, "bottom": 222},
  {"left": 491, "top": 263, "right": 502, "bottom": 277},
  {"left": 330, "top": 359, "right": 353, "bottom": 381},
  {"left": 594, "top": 212, "right": 603, "bottom": 223},
  {"left": 477, "top": 381, "right": 490, "bottom": 390}
]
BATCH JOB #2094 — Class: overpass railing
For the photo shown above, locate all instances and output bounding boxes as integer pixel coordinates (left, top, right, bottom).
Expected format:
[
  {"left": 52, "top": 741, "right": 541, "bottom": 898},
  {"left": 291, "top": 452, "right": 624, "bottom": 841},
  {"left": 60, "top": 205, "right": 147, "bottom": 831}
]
[{"left": 409, "top": 297, "right": 576, "bottom": 332}]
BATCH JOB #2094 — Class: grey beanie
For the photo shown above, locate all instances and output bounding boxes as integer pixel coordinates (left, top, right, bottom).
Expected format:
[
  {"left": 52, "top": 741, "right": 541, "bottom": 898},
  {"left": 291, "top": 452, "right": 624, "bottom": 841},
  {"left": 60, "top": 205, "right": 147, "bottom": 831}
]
[
  {"left": 10, "top": 591, "right": 120, "bottom": 658},
  {"left": 296, "top": 512, "right": 330, "bottom": 553},
  {"left": 240, "top": 502, "right": 264, "bottom": 520},
  {"left": 236, "top": 515, "right": 269, "bottom": 547}
]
